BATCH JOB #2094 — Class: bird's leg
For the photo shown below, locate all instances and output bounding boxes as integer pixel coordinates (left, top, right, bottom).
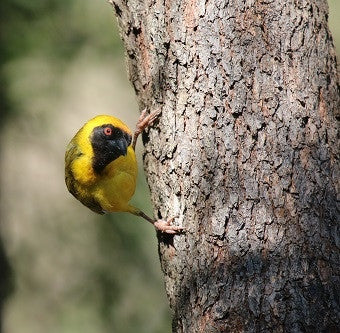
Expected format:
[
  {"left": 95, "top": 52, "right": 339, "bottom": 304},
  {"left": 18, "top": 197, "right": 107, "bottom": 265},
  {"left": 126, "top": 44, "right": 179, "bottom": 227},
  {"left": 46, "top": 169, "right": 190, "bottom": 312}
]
[
  {"left": 128, "top": 206, "right": 184, "bottom": 234},
  {"left": 132, "top": 109, "right": 161, "bottom": 150},
  {"left": 130, "top": 110, "right": 183, "bottom": 234}
]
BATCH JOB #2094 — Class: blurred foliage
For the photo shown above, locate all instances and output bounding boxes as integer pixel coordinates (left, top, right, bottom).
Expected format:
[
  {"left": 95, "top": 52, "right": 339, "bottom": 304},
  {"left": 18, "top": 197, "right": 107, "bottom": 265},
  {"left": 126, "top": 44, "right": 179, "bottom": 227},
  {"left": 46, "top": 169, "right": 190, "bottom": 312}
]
[
  {"left": 0, "top": 0, "right": 125, "bottom": 123},
  {"left": 0, "top": 1, "right": 338, "bottom": 333},
  {"left": 0, "top": 0, "right": 171, "bottom": 333}
]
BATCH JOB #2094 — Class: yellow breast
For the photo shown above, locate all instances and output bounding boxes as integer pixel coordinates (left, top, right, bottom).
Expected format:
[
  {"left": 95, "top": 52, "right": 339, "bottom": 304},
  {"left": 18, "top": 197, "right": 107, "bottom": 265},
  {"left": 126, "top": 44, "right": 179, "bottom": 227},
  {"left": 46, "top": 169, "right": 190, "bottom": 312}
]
[{"left": 93, "top": 146, "right": 138, "bottom": 212}]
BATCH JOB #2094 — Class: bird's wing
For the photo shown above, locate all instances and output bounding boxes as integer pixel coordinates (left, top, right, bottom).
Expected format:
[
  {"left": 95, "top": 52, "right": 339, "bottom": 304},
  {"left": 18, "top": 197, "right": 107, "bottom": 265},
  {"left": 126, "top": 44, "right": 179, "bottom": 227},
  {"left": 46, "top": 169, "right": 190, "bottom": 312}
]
[{"left": 65, "top": 142, "right": 104, "bottom": 215}]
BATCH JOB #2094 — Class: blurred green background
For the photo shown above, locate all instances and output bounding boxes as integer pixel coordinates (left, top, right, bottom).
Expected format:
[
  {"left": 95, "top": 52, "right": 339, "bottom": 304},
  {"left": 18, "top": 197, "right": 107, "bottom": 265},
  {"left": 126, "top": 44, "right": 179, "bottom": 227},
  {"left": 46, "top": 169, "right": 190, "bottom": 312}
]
[
  {"left": 0, "top": 1, "right": 338, "bottom": 332},
  {"left": 0, "top": 1, "right": 171, "bottom": 332}
]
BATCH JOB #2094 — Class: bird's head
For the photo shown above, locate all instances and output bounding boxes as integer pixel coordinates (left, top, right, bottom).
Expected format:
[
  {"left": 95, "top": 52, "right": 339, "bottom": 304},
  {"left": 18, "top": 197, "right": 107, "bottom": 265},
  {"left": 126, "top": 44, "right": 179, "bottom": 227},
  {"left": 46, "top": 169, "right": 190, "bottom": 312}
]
[{"left": 88, "top": 117, "right": 132, "bottom": 174}]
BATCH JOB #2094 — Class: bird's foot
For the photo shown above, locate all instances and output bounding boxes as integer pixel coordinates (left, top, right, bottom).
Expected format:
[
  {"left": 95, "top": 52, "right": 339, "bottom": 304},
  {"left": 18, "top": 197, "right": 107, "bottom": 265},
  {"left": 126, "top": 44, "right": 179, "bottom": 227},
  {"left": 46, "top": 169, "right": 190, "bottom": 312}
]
[
  {"left": 132, "top": 109, "right": 161, "bottom": 149},
  {"left": 154, "top": 217, "right": 184, "bottom": 234},
  {"left": 135, "top": 108, "right": 161, "bottom": 134}
]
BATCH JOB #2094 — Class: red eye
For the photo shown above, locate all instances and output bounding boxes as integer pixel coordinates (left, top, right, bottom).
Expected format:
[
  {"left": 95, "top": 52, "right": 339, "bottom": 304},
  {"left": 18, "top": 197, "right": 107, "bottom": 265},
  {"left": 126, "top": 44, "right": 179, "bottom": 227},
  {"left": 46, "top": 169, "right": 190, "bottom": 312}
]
[{"left": 104, "top": 127, "right": 112, "bottom": 136}]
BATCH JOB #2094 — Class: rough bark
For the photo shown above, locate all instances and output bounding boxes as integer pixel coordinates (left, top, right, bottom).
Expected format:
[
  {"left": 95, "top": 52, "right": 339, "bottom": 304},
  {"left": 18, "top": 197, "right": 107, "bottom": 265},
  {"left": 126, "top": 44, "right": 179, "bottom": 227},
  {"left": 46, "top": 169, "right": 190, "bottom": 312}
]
[{"left": 109, "top": 0, "right": 339, "bottom": 332}]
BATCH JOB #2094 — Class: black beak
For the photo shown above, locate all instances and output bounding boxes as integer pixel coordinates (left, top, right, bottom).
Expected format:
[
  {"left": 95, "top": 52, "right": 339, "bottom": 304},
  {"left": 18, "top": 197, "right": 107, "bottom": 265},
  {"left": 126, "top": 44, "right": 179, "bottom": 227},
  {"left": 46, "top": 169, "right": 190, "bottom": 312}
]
[{"left": 116, "top": 137, "right": 128, "bottom": 156}]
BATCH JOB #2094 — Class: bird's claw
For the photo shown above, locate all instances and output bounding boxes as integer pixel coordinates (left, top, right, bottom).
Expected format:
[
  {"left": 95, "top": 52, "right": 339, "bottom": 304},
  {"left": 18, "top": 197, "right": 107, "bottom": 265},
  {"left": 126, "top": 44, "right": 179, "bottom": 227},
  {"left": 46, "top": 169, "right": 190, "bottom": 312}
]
[
  {"left": 135, "top": 108, "right": 161, "bottom": 134},
  {"left": 132, "top": 109, "right": 161, "bottom": 150},
  {"left": 154, "top": 217, "right": 184, "bottom": 234}
]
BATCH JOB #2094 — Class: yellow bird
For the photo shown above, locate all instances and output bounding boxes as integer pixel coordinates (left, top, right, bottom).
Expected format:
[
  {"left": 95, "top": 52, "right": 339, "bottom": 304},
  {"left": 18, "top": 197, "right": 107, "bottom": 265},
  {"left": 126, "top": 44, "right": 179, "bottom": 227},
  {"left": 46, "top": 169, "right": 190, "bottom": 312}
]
[{"left": 65, "top": 110, "right": 182, "bottom": 234}]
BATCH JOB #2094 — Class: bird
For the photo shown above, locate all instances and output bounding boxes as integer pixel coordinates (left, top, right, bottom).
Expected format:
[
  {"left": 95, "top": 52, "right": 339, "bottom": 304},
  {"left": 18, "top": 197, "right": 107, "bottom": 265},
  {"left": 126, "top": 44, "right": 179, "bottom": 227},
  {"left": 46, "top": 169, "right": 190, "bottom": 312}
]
[{"left": 65, "top": 109, "right": 183, "bottom": 234}]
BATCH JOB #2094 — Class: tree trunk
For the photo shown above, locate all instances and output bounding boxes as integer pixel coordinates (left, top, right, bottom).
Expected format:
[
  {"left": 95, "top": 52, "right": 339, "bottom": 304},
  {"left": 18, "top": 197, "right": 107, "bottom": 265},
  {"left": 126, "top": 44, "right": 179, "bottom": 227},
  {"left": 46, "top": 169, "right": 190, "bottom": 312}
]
[{"left": 109, "top": 0, "right": 339, "bottom": 332}]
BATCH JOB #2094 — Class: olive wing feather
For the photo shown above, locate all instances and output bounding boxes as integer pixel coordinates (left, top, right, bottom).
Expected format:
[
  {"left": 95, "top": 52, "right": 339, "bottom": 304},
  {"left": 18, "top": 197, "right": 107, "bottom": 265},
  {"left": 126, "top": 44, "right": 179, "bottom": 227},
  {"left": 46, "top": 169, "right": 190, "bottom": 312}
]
[{"left": 65, "top": 142, "right": 104, "bottom": 215}]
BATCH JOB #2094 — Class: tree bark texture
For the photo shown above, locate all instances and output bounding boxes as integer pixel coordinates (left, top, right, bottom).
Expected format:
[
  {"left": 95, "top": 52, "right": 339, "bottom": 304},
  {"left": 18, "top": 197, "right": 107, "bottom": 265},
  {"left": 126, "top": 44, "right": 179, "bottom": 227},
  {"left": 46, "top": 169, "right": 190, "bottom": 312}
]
[{"left": 110, "top": 0, "right": 339, "bottom": 332}]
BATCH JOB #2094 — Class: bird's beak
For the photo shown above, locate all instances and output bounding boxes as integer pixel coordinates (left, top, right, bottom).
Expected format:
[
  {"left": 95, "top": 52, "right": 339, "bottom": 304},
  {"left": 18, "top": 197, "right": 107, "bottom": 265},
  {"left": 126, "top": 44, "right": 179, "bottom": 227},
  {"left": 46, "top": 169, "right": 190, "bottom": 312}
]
[{"left": 116, "top": 137, "right": 128, "bottom": 156}]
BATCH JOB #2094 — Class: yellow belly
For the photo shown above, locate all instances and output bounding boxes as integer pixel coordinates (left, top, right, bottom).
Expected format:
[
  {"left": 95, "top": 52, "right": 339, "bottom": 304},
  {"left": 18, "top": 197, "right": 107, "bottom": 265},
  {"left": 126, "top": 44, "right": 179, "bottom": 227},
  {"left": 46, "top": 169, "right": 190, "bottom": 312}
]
[{"left": 93, "top": 146, "right": 137, "bottom": 212}]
